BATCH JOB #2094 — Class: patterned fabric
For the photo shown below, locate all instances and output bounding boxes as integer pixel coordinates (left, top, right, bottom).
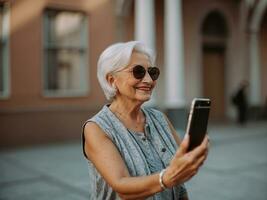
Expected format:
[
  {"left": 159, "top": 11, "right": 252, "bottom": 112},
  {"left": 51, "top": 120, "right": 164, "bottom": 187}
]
[{"left": 82, "top": 105, "right": 187, "bottom": 200}]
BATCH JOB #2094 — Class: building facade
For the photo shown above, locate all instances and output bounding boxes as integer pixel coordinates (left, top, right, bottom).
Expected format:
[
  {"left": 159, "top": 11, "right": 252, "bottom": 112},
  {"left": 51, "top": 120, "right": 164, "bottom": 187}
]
[{"left": 0, "top": 0, "right": 266, "bottom": 148}]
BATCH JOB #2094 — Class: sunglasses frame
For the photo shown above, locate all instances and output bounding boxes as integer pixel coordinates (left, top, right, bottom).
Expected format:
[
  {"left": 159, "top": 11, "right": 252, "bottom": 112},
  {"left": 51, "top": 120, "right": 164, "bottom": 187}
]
[{"left": 131, "top": 65, "right": 160, "bottom": 81}]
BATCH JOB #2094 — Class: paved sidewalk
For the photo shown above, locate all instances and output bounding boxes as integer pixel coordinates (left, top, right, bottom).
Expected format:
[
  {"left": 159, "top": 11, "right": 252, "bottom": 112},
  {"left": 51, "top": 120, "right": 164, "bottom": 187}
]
[
  {"left": 187, "top": 121, "right": 267, "bottom": 200},
  {"left": 0, "top": 121, "right": 267, "bottom": 200}
]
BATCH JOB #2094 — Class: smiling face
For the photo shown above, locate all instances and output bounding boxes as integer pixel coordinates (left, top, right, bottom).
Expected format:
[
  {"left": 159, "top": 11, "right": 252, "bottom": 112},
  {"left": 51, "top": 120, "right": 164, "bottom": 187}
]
[{"left": 110, "top": 51, "right": 158, "bottom": 103}]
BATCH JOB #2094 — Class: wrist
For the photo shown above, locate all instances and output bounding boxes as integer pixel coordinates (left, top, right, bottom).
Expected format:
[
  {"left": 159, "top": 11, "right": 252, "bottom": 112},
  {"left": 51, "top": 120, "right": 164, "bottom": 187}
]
[
  {"left": 162, "top": 166, "right": 174, "bottom": 188},
  {"left": 160, "top": 166, "right": 174, "bottom": 190},
  {"left": 159, "top": 169, "right": 167, "bottom": 190}
]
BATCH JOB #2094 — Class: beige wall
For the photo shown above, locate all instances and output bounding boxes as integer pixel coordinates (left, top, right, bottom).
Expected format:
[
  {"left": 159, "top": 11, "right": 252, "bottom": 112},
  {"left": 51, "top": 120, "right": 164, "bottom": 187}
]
[
  {"left": 1, "top": 0, "right": 266, "bottom": 148},
  {"left": 0, "top": 0, "right": 115, "bottom": 148}
]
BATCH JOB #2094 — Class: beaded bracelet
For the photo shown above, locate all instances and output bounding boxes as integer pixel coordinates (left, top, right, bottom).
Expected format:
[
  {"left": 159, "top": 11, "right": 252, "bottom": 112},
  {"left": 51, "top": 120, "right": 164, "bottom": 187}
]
[{"left": 159, "top": 169, "right": 167, "bottom": 190}]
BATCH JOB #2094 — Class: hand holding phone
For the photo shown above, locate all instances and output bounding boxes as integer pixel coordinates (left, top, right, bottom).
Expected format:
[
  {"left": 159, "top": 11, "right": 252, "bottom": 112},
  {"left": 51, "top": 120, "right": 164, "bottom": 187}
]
[{"left": 186, "top": 98, "right": 211, "bottom": 151}]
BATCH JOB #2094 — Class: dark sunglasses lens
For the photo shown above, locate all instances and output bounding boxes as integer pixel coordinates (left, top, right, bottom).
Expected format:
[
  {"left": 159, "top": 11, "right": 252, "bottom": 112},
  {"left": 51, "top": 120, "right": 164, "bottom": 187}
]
[
  {"left": 148, "top": 67, "right": 160, "bottom": 80},
  {"left": 133, "top": 65, "right": 146, "bottom": 79}
]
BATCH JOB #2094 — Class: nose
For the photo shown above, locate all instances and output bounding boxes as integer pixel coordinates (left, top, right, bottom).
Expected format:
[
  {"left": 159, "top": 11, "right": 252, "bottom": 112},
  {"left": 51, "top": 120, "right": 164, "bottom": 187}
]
[{"left": 142, "top": 71, "right": 153, "bottom": 83}]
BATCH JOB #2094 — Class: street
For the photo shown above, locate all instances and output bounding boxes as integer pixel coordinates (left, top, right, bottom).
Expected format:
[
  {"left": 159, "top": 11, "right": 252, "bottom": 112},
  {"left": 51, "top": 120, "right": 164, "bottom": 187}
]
[{"left": 1, "top": 121, "right": 267, "bottom": 200}]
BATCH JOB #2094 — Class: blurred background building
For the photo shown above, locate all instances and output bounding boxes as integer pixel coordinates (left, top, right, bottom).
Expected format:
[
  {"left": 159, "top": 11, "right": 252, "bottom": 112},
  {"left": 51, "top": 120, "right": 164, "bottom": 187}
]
[{"left": 0, "top": 0, "right": 266, "bottom": 148}]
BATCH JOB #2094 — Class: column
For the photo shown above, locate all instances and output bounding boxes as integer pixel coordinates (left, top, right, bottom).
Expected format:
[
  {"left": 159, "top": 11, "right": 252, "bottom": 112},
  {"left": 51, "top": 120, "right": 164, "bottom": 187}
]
[
  {"left": 247, "top": 0, "right": 267, "bottom": 106},
  {"left": 164, "top": 0, "right": 186, "bottom": 130},
  {"left": 249, "top": 31, "right": 261, "bottom": 105},
  {"left": 134, "top": 0, "right": 156, "bottom": 106},
  {"left": 164, "top": 0, "right": 185, "bottom": 108},
  {"left": 134, "top": 0, "right": 155, "bottom": 50}
]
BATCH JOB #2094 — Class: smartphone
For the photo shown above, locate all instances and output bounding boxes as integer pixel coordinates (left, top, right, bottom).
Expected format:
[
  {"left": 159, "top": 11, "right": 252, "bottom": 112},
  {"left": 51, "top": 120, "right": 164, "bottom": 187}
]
[{"left": 186, "top": 98, "right": 211, "bottom": 151}]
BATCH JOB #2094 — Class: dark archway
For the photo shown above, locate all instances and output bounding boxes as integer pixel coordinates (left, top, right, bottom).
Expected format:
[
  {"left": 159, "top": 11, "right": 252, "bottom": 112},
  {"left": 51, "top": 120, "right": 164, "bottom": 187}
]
[
  {"left": 201, "top": 10, "right": 229, "bottom": 121},
  {"left": 202, "top": 11, "right": 228, "bottom": 37}
]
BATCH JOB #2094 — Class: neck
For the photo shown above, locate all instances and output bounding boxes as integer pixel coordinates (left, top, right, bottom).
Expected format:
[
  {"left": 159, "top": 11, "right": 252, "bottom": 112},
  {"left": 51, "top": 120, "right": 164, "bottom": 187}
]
[{"left": 109, "top": 97, "right": 144, "bottom": 122}]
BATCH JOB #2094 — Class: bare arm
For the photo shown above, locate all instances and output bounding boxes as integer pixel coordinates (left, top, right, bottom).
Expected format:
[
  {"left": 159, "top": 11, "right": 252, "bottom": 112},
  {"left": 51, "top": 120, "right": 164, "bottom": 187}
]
[
  {"left": 84, "top": 122, "right": 162, "bottom": 199},
  {"left": 84, "top": 122, "right": 209, "bottom": 200}
]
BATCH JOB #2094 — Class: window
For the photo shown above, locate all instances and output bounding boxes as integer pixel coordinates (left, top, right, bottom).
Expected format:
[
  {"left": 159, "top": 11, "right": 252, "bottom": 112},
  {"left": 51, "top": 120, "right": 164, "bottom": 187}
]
[
  {"left": 0, "top": 3, "right": 10, "bottom": 99},
  {"left": 43, "top": 9, "right": 89, "bottom": 97}
]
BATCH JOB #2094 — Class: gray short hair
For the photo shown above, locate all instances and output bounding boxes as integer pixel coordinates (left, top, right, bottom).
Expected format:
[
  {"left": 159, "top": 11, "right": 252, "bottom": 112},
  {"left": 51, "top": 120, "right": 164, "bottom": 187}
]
[{"left": 97, "top": 41, "right": 155, "bottom": 101}]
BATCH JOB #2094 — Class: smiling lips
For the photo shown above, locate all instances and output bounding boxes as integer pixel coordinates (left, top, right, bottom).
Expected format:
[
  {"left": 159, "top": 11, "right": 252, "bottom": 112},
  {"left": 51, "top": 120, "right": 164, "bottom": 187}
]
[{"left": 135, "top": 86, "right": 152, "bottom": 91}]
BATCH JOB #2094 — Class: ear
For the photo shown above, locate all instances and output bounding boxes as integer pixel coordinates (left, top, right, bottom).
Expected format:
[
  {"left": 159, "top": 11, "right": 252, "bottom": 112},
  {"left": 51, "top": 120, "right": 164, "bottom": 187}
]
[{"left": 106, "top": 73, "right": 116, "bottom": 88}]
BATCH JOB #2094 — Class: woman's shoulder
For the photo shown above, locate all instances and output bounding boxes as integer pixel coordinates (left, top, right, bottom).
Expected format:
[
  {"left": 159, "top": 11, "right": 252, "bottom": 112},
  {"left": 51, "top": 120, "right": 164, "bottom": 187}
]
[
  {"left": 83, "top": 106, "right": 109, "bottom": 136},
  {"left": 83, "top": 120, "right": 106, "bottom": 139},
  {"left": 83, "top": 105, "right": 116, "bottom": 138}
]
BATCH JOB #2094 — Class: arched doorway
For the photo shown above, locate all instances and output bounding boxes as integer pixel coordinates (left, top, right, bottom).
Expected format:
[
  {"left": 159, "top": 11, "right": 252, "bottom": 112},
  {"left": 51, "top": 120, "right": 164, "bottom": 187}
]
[{"left": 201, "top": 11, "right": 228, "bottom": 121}]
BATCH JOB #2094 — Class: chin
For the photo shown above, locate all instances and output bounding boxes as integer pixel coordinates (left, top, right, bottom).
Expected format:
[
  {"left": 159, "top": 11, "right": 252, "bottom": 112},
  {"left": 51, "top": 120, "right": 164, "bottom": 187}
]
[
  {"left": 135, "top": 94, "right": 151, "bottom": 102},
  {"left": 133, "top": 89, "right": 153, "bottom": 102}
]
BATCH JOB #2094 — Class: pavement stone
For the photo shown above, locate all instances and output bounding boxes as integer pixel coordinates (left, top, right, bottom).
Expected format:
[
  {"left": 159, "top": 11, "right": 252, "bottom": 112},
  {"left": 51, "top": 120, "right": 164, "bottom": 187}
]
[{"left": 0, "top": 120, "right": 267, "bottom": 200}]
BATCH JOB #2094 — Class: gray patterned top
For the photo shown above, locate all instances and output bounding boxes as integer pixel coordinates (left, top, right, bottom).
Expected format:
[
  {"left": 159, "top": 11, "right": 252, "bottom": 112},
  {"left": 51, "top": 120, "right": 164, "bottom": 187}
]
[{"left": 82, "top": 105, "right": 187, "bottom": 200}]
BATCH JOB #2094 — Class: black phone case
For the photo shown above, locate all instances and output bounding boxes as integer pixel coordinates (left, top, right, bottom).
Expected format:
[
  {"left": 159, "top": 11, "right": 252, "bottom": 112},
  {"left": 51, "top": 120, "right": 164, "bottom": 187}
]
[{"left": 187, "top": 99, "right": 211, "bottom": 151}]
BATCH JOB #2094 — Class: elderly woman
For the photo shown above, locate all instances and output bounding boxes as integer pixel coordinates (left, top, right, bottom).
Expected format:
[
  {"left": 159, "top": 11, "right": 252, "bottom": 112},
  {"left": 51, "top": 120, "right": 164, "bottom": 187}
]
[{"left": 82, "top": 41, "right": 209, "bottom": 200}]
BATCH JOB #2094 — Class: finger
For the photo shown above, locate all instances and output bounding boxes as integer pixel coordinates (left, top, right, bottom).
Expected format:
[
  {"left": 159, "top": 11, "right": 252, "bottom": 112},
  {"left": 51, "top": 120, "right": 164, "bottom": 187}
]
[
  {"left": 189, "top": 136, "right": 209, "bottom": 159},
  {"left": 203, "top": 135, "right": 211, "bottom": 152},
  {"left": 183, "top": 168, "right": 199, "bottom": 183},
  {"left": 195, "top": 153, "right": 207, "bottom": 167},
  {"left": 200, "top": 135, "right": 209, "bottom": 149},
  {"left": 175, "top": 134, "right": 190, "bottom": 157},
  {"left": 202, "top": 135, "right": 210, "bottom": 150}
]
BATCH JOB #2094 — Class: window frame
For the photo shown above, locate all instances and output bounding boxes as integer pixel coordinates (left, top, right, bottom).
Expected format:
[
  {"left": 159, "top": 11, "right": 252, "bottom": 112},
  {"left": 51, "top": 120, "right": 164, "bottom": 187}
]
[{"left": 42, "top": 8, "right": 89, "bottom": 98}]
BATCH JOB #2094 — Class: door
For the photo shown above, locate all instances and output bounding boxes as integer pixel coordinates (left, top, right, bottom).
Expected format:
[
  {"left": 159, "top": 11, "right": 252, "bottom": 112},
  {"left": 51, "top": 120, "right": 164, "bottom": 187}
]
[{"left": 203, "top": 47, "right": 225, "bottom": 121}]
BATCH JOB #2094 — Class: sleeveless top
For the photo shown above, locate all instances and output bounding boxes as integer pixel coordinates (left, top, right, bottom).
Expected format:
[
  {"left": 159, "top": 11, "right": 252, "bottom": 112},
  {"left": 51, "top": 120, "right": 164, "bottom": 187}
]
[{"left": 82, "top": 105, "right": 187, "bottom": 200}]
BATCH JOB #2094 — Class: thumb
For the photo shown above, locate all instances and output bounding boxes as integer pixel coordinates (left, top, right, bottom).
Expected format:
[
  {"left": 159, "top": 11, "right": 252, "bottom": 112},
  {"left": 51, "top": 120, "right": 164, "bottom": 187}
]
[{"left": 176, "top": 134, "right": 190, "bottom": 157}]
